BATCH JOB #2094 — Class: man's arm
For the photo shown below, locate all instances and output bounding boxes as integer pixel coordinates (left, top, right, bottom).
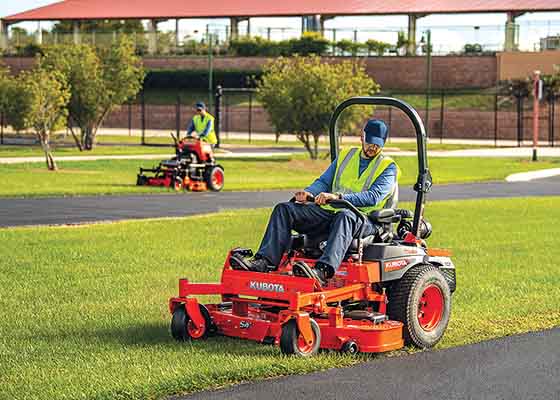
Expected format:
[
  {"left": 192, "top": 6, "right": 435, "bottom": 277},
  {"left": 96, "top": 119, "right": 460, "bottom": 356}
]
[
  {"left": 198, "top": 119, "right": 213, "bottom": 139},
  {"left": 186, "top": 120, "right": 195, "bottom": 136},
  {"left": 341, "top": 164, "right": 397, "bottom": 207},
  {"left": 304, "top": 159, "right": 337, "bottom": 196}
]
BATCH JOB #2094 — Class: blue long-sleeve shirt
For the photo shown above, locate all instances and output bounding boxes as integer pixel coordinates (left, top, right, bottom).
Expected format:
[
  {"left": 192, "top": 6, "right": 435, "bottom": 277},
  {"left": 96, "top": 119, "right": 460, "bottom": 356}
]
[
  {"left": 305, "top": 153, "right": 397, "bottom": 208},
  {"left": 186, "top": 118, "right": 213, "bottom": 138}
]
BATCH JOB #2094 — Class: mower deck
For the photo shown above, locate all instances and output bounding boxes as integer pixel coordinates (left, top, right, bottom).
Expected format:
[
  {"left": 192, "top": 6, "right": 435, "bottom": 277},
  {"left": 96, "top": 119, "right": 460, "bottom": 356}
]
[{"left": 170, "top": 254, "right": 404, "bottom": 354}]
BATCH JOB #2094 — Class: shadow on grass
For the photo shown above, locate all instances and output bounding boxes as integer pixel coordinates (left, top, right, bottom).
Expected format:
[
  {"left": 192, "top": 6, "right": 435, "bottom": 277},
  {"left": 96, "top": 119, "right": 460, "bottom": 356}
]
[{"left": 87, "top": 321, "right": 289, "bottom": 356}]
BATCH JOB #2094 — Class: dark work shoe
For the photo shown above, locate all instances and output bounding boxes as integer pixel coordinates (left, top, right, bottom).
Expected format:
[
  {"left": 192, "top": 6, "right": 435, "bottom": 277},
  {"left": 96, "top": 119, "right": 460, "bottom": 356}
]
[
  {"left": 315, "top": 262, "right": 335, "bottom": 283},
  {"left": 248, "top": 257, "right": 273, "bottom": 273},
  {"left": 292, "top": 261, "right": 326, "bottom": 286}
]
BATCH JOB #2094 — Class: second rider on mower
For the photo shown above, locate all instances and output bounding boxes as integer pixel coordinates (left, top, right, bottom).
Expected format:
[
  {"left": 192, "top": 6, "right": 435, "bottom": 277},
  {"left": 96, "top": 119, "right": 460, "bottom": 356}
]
[
  {"left": 247, "top": 119, "right": 401, "bottom": 285},
  {"left": 186, "top": 102, "right": 218, "bottom": 145}
]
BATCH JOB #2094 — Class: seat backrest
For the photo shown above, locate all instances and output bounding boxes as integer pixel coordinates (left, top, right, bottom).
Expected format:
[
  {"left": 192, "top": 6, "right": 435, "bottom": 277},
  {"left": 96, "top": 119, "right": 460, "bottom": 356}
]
[{"left": 385, "top": 184, "right": 399, "bottom": 209}]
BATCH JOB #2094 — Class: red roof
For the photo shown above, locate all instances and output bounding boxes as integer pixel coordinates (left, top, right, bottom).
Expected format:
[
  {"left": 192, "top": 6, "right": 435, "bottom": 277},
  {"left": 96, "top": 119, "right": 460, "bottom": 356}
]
[{"left": 4, "top": 0, "right": 560, "bottom": 22}]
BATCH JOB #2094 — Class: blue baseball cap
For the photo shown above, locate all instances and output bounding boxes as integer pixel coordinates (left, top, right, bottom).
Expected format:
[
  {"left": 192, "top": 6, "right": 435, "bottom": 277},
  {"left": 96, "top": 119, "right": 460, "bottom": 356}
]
[
  {"left": 195, "top": 101, "right": 206, "bottom": 110},
  {"left": 363, "top": 119, "right": 388, "bottom": 147}
]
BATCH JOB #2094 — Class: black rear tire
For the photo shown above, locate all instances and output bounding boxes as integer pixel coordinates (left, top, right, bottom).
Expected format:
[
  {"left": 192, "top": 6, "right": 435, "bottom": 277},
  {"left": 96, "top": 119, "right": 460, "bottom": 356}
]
[
  {"left": 279, "top": 318, "right": 321, "bottom": 357},
  {"left": 204, "top": 166, "right": 224, "bottom": 192},
  {"left": 136, "top": 175, "right": 147, "bottom": 186},
  {"left": 387, "top": 264, "right": 451, "bottom": 349}
]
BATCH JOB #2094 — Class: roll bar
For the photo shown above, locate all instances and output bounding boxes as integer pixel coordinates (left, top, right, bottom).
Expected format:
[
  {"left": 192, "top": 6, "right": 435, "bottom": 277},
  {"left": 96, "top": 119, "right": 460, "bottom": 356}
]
[{"left": 327, "top": 97, "right": 432, "bottom": 237}]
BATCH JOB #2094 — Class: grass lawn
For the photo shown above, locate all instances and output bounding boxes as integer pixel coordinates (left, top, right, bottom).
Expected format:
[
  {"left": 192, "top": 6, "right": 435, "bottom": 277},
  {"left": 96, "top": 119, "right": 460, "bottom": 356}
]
[
  {"left": 1, "top": 197, "right": 559, "bottom": 399},
  {"left": 0, "top": 136, "right": 487, "bottom": 158},
  {"left": 0, "top": 156, "right": 558, "bottom": 198}
]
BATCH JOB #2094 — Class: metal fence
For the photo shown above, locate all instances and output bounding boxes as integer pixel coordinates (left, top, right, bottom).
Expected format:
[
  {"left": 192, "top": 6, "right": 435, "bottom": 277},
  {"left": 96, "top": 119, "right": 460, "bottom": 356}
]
[
  {"left": 2, "top": 18, "right": 560, "bottom": 56},
  {"left": 1, "top": 88, "right": 557, "bottom": 148}
]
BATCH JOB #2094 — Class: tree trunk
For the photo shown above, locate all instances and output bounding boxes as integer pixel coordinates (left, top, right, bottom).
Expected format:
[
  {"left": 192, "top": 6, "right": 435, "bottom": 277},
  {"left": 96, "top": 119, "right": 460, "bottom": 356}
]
[
  {"left": 39, "top": 136, "right": 57, "bottom": 171},
  {"left": 297, "top": 132, "right": 316, "bottom": 160},
  {"left": 67, "top": 119, "right": 83, "bottom": 151},
  {"left": 84, "top": 126, "right": 94, "bottom": 150},
  {"left": 313, "top": 133, "right": 319, "bottom": 160}
]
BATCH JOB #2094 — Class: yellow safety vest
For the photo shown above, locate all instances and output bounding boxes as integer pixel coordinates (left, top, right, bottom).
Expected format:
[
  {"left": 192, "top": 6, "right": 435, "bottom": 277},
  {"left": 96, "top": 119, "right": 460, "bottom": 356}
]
[
  {"left": 193, "top": 113, "right": 217, "bottom": 144},
  {"left": 321, "top": 148, "right": 401, "bottom": 214}
]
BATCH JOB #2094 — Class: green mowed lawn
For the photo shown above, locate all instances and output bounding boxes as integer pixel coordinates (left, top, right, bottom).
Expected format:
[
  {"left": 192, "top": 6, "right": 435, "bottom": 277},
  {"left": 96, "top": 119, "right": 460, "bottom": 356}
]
[
  {"left": 1, "top": 197, "right": 559, "bottom": 399},
  {"left": 0, "top": 156, "right": 558, "bottom": 197},
  {"left": 0, "top": 138, "right": 485, "bottom": 158}
]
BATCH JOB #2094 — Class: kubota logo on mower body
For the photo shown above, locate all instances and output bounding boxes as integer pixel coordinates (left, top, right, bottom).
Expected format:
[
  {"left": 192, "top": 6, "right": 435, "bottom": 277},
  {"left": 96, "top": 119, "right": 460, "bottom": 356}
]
[
  {"left": 384, "top": 259, "right": 409, "bottom": 272},
  {"left": 249, "top": 281, "right": 285, "bottom": 293}
]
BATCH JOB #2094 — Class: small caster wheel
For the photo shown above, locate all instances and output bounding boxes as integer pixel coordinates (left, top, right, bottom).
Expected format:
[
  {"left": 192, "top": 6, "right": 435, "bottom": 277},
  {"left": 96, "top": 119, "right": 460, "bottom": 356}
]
[
  {"left": 341, "top": 340, "right": 359, "bottom": 354},
  {"left": 171, "top": 304, "right": 212, "bottom": 341},
  {"left": 279, "top": 318, "right": 321, "bottom": 357}
]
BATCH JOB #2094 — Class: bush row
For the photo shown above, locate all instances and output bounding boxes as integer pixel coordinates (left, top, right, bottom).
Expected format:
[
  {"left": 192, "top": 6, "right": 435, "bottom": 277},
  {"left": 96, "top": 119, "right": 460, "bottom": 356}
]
[{"left": 143, "top": 69, "right": 262, "bottom": 89}]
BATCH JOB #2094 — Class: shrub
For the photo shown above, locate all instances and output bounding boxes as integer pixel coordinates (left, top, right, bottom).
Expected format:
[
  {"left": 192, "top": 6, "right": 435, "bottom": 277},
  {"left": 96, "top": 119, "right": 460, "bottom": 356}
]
[
  {"left": 257, "top": 56, "right": 380, "bottom": 159},
  {"left": 143, "top": 69, "right": 262, "bottom": 90},
  {"left": 288, "top": 32, "right": 330, "bottom": 56},
  {"left": 365, "top": 39, "right": 391, "bottom": 56}
]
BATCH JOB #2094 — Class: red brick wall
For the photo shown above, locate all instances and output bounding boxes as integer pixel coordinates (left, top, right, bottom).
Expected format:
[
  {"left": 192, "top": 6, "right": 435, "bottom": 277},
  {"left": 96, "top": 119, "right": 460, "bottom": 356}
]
[
  {"left": 1, "top": 55, "right": 497, "bottom": 90},
  {"left": 103, "top": 103, "right": 558, "bottom": 141}
]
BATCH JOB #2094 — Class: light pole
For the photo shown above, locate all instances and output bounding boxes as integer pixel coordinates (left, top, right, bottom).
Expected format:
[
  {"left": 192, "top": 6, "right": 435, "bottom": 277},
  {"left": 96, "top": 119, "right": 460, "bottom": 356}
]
[
  {"left": 206, "top": 26, "right": 217, "bottom": 109},
  {"left": 532, "top": 70, "right": 543, "bottom": 161},
  {"left": 421, "top": 30, "right": 432, "bottom": 136}
]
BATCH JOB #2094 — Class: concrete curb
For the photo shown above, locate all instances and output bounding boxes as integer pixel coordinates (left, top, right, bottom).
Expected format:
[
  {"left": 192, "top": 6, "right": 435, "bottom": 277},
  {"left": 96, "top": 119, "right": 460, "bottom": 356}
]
[{"left": 506, "top": 168, "right": 560, "bottom": 182}]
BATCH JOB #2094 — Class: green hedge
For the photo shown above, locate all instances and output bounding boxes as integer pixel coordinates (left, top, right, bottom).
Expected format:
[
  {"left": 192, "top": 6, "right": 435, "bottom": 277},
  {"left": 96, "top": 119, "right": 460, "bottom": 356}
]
[
  {"left": 143, "top": 69, "right": 262, "bottom": 89},
  {"left": 230, "top": 32, "right": 330, "bottom": 57}
]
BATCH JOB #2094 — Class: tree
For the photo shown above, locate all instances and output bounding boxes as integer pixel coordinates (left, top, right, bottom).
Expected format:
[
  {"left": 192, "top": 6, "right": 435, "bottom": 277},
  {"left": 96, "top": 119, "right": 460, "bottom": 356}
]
[
  {"left": 40, "top": 37, "right": 144, "bottom": 150},
  {"left": 1, "top": 67, "right": 31, "bottom": 134},
  {"left": 16, "top": 68, "right": 70, "bottom": 170},
  {"left": 0, "top": 66, "right": 13, "bottom": 119},
  {"left": 365, "top": 39, "right": 391, "bottom": 56},
  {"left": 335, "top": 39, "right": 354, "bottom": 56},
  {"left": 52, "top": 20, "right": 145, "bottom": 34},
  {"left": 257, "top": 56, "right": 379, "bottom": 159}
]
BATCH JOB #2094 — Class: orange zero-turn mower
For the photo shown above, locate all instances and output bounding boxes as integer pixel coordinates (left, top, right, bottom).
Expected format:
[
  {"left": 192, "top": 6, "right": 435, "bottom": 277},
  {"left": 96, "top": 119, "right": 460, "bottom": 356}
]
[
  {"left": 137, "top": 134, "right": 224, "bottom": 192},
  {"left": 168, "top": 97, "right": 456, "bottom": 356}
]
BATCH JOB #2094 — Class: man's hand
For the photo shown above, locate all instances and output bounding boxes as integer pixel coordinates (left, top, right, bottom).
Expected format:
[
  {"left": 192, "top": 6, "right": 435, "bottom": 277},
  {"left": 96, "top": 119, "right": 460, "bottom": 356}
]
[
  {"left": 315, "top": 192, "right": 338, "bottom": 205},
  {"left": 294, "top": 191, "right": 313, "bottom": 203}
]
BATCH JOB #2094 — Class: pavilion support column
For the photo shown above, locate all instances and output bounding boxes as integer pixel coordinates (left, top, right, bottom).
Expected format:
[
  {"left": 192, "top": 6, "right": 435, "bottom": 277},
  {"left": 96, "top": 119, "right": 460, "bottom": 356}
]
[
  {"left": 36, "top": 22, "right": 43, "bottom": 45},
  {"left": 230, "top": 17, "right": 239, "bottom": 40},
  {"left": 73, "top": 20, "right": 81, "bottom": 45},
  {"left": 302, "top": 15, "right": 321, "bottom": 33},
  {"left": 0, "top": 20, "right": 8, "bottom": 51},
  {"left": 148, "top": 19, "right": 158, "bottom": 55},
  {"left": 320, "top": 16, "right": 334, "bottom": 37},
  {"left": 505, "top": 12, "right": 523, "bottom": 52},
  {"left": 407, "top": 14, "right": 418, "bottom": 56},
  {"left": 175, "top": 19, "right": 180, "bottom": 49}
]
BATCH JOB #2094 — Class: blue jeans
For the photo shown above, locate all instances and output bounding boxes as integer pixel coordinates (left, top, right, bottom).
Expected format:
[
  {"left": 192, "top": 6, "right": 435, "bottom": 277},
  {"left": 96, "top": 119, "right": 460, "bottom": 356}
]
[{"left": 256, "top": 202, "right": 376, "bottom": 271}]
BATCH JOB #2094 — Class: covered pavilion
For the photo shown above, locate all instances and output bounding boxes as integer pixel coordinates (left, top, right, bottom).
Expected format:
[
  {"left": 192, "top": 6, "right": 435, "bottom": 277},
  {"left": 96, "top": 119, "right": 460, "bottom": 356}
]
[{"left": 3, "top": 0, "right": 560, "bottom": 54}]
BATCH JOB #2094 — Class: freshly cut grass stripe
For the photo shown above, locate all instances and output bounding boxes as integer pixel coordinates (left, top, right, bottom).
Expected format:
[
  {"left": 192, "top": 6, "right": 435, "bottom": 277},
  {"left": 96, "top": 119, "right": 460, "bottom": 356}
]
[
  {"left": 0, "top": 156, "right": 558, "bottom": 197},
  {"left": 0, "top": 197, "right": 559, "bottom": 399}
]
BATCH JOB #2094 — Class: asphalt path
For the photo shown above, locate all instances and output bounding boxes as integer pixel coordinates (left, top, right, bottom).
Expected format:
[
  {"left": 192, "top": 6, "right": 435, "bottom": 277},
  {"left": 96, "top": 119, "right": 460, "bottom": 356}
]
[
  {"left": 1, "top": 177, "right": 559, "bottom": 227},
  {"left": 178, "top": 328, "right": 560, "bottom": 400}
]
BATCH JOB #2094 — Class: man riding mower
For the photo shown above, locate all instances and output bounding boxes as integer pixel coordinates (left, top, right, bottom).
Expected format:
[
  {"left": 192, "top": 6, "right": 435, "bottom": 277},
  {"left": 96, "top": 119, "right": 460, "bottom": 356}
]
[
  {"left": 186, "top": 101, "right": 218, "bottom": 146},
  {"left": 169, "top": 97, "right": 456, "bottom": 356},
  {"left": 136, "top": 102, "right": 223, "bottom": 191}
]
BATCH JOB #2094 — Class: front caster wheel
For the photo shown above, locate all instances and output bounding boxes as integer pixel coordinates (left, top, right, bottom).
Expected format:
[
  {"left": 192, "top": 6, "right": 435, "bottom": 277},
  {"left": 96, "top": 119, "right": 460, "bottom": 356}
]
[
  {"left": 341, "top": 340, "right": 359, "bottom": 354},
  {"left": 171, "top": 304, "right": 212, "bottom": 341},
  {"left": 279, "top": 318, "right": 321, "bottom": 357}
]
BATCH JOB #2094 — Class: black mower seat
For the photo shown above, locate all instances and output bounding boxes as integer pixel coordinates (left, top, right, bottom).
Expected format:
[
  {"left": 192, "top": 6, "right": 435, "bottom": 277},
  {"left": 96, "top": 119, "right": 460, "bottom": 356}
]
[{"left": 295, "top": 224, "right": 385, "bottom": 254}]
